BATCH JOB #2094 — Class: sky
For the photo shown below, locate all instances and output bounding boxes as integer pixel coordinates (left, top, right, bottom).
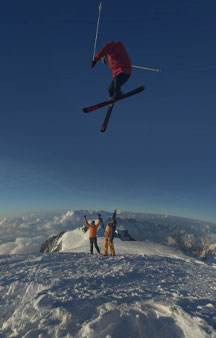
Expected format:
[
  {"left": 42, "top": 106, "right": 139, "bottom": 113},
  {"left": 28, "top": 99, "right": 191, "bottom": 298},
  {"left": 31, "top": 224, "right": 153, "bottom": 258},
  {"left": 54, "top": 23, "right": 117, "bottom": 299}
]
[{"left": 0, "top": 0, "right": 216, "bottom": 222}]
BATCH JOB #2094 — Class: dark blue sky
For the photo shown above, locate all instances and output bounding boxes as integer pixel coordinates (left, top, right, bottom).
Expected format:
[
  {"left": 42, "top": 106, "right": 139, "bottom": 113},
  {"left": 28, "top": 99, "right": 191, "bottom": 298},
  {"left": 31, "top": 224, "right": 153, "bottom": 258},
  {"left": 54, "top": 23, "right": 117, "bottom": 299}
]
[{"left": 0, "top": 0, "right": 216, "bottom": 222}]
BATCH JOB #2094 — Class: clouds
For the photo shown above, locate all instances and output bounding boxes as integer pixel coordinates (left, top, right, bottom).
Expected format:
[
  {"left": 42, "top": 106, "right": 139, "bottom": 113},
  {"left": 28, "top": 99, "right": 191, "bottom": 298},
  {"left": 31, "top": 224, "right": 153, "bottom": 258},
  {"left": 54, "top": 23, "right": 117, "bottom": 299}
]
[
  {"left": 5, "top": 213, "right": 70, "bottom": 245},
  {"left": 0, "top": 211, "right": 77, "bottom": 255},
  {"left": 0, "top": 237, "right": 44, "bottom": 255},
  {"left": 0, "top": 210, "right": 112, "bottom": 255}
]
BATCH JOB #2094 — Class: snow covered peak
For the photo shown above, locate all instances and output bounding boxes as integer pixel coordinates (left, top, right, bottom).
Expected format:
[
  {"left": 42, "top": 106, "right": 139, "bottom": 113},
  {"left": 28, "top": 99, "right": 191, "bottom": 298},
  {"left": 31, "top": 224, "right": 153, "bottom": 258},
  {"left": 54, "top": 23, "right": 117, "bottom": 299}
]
[
  {"left": 59, "top": 210, "right": 74, "bottom": 223},
  {"left": 1, "top": 212, "right": 216, "bottom": 337}
]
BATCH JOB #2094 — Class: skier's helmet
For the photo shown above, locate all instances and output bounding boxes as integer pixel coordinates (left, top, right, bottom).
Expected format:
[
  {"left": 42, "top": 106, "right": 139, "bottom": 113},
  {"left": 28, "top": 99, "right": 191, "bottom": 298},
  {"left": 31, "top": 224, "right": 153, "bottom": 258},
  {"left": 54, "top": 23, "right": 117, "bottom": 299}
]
[{"left": 91, "top": 220, "right": 95, "bottom": 225}]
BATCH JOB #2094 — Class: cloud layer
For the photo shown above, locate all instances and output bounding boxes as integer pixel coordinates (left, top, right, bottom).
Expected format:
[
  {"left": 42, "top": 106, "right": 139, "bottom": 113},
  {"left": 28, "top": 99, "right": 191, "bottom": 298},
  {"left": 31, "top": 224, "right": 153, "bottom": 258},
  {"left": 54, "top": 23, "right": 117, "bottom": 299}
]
[{"left": 0, "top": 210, "right": 113, "bottom": 255}]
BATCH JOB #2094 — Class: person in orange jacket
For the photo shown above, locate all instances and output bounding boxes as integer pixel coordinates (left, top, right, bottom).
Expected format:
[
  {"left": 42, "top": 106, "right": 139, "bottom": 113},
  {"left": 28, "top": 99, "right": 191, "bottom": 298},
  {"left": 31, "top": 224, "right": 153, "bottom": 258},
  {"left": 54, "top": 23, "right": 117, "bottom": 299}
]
[
  {"left": 103, "top": 209, "right": 117, "bottom": 256},
  {"left": 84, "top": 215, "right": 101, "bottom": 254},
  {"left": 91, "top": 41, "right": 132, "bottom": 103}
]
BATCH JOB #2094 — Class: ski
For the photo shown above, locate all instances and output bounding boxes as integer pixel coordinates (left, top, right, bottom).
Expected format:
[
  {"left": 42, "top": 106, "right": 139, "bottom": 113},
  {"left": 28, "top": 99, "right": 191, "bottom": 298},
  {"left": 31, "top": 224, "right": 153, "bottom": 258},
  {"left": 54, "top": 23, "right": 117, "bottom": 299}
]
[
  {"left": 83, "top": 85, "right": 145, "bottom": 113},
  {"left": 101, "top": 103, "right": 114, "bottom": 132}
]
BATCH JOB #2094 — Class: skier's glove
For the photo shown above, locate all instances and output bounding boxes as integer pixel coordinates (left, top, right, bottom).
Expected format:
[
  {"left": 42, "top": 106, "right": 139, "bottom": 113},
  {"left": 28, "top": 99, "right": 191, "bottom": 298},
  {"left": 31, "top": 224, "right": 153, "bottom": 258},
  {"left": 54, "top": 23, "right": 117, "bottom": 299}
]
[{"left": 91, "top": 60, "right": 96, "bottom": 68}]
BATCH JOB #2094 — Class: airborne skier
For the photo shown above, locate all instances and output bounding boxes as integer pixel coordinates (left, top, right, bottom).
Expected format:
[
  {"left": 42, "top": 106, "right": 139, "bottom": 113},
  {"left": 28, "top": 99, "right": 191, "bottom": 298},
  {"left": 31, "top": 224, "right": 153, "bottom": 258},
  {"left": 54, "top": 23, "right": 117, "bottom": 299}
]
[
  {"left": 83, "top": 4, "right": 157, "bottom": 132},
  {"left": 91, "top": 41, "right": 132, "bottom": 103}
]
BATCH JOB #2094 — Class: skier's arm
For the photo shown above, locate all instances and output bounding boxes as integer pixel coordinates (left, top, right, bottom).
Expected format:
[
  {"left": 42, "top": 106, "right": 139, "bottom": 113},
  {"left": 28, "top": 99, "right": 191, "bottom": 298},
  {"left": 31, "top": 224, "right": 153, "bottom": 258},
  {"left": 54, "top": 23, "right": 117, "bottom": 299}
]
[
  {"left": 110, "top": 210, "right": 117, "bottom": 242},
  {"left": 98, "top": 213, "right": 105, "bottom": 230},
  {"left": 110, "top": 226, "right": 116, "bottom": 243},
  {"left": 96, "top": 218, "right": 101, "bottom": 229},
  {"left": 84, "top": 216, "right": 90, "bottom": 228},
  {"left": 112, "top": 209, "right": 117, "bottom": 221},
  {"left": 94, "top": 42, "right": 112, "bottom": 63},
  {"left": 100, "top": 217, "right": 105, "bottom": 230}
]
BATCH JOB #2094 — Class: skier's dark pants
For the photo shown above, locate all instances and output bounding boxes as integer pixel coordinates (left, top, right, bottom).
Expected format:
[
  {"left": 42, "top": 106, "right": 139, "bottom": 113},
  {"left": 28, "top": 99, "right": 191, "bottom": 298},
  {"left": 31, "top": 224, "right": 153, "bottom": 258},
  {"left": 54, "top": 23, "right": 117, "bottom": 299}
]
[
  {"left": 89, "top": 237, "right": 100, "bottom": 254},
  {"left": 108, "top": 73, "right": 130, "bottom": 99}
]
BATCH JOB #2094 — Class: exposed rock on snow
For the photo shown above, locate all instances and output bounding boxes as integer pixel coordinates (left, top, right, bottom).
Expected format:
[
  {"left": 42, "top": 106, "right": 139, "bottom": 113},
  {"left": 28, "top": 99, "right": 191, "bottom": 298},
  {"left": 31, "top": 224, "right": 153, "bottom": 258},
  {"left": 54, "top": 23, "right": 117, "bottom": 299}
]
[
  {"left": 116, "top": 228, "right": 135, "bottom": 241},
  {"left": 40, "top": 231, "right": 66, "bottom": 253}
]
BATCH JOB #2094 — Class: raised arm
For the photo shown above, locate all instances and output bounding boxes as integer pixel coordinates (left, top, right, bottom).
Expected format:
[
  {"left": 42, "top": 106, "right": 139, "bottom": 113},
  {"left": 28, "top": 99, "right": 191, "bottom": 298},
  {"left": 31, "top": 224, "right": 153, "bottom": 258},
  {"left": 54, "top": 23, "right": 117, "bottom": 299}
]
[
  {"left": 98, "top": 213, "right": 105, "bottom": 230},
  {"left": 110, "top": 225, "right": 116, "bottom": 243},
  {"left": 112, "top": 209, "right": 117, "bottom": 221},
  {"left": 84, "top": 216, "right": 90, "bottom": 228},
  {"left": 96, "top": 217, "right": 101, "bottom": 229}
]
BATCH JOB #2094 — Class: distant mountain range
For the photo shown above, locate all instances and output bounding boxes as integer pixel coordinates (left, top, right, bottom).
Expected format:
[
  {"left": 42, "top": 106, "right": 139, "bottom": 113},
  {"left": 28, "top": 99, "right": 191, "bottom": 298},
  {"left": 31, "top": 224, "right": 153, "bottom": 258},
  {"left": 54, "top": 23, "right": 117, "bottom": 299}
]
[{"left": 40, "top": 210, "right": 216, "bottom": 261}]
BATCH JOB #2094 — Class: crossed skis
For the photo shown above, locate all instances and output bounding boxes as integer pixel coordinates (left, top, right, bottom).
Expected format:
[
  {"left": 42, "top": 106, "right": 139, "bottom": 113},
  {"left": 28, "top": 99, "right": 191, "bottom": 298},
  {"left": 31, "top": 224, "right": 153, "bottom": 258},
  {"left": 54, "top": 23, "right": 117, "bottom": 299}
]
[{"left": 83, "top": 85, "right": 146, "bottom": 132}]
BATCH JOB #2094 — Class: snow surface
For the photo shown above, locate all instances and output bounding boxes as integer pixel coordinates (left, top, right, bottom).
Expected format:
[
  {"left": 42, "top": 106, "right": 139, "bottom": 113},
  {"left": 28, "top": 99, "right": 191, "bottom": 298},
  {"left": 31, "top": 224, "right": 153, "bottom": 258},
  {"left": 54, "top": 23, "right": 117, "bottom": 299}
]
[{"left": 0, "top": 229, "right": 216, "bottom": 338}]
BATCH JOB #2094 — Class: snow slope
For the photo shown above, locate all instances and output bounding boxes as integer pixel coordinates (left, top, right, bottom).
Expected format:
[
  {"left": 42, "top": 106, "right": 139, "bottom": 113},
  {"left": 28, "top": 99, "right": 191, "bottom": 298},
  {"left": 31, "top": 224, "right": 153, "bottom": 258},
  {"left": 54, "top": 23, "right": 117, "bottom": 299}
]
[{"left": 0, "top": 230, "right": 216, "bottom": 338}]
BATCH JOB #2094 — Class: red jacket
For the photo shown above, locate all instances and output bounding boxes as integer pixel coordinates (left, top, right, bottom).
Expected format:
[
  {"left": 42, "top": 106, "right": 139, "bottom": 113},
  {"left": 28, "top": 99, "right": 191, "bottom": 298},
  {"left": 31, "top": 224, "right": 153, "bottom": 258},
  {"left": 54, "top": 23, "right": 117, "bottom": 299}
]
[{"left": 95, "top": 41, "right": 132, "bottom": 78}]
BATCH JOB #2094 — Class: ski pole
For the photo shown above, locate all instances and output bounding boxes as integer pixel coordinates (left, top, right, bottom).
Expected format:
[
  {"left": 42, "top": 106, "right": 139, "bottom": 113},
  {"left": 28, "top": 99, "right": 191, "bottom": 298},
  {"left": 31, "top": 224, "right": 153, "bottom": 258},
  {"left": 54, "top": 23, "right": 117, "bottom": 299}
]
[
  {"left": 132, "top": 65, "right": 161, "bottom": 72},
  {"left": 93, "top": 2, "right": 102, "bottom": 60}
]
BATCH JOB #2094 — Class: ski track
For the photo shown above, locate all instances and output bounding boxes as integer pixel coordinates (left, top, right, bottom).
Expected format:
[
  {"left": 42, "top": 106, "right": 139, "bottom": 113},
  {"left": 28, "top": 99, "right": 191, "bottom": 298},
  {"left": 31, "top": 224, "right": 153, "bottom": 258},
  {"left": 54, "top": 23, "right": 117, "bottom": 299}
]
[{"left": 0, "top": 249, "right": 216, "bottom": 338}]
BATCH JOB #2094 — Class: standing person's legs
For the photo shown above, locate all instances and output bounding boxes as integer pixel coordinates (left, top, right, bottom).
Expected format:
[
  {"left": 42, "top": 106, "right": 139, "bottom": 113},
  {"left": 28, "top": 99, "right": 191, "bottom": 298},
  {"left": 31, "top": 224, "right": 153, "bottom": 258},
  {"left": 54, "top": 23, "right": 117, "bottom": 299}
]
[
  {"left": 93, "top": 238, "right": 100, "bottom": 253},
  {"left": 90, "top": 238, "right": 94, "bottom": 254},
  {"left": 108, "top": 240, "right": 115, "bottom": 256},
  {"left": 103, "top": 238, "right": 109, "bottom": 256}
]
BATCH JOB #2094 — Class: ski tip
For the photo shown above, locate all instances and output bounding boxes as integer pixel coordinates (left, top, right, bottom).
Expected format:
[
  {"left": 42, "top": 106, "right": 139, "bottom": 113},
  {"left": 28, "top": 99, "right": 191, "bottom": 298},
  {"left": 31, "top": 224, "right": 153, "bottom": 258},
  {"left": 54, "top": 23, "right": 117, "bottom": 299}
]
[
  {"left": 83, "top": 108, "right": 92, "bottom": 113},
  {"left": 83, "top": 107, "right": 97, "bottom": 113},
  {"left": 101, "top": 124, "right": 107, "bottom": 132}
]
